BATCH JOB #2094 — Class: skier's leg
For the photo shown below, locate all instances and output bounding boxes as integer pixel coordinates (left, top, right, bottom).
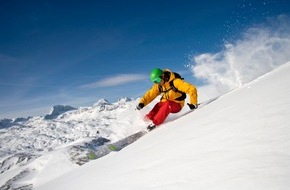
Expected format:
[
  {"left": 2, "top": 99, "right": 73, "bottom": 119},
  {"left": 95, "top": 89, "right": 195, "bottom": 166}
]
[
  {"left": 152, "top": 101, "right": 181, "bottom": 125},
  {"left": 169, "top": 101, "right": 182, "bottom": 113},
  {"left": 145, "top": 102, "right": 161, "bottom": 121}
]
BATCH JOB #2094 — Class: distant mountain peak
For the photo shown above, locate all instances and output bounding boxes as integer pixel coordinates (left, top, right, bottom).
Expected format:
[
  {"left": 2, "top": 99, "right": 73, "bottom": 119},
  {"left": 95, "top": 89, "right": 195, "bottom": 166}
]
[
  {"left": 93, "top": 98, "right": 111, "bottom": 107},
  {"left": 0, "top": 118, "right": 13, "bottom": 129},
  {"left": 44, "top": 105, "right": 77, "bottom": 120}
]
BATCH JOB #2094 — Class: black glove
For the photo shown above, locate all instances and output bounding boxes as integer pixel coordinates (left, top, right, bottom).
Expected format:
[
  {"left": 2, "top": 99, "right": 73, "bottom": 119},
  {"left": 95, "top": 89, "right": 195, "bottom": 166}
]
[
  {"left": 187, "top": 103, "right": 197, "bottom": 110},
  {"left": 136, "top": 103, "right": 144, "bottom": 110}
]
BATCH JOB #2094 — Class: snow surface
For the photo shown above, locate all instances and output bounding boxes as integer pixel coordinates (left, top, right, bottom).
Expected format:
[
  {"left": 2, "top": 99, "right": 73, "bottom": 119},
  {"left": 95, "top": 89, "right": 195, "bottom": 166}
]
[{"left": 14, "top": 62, "right": 286, "bottom": 190}]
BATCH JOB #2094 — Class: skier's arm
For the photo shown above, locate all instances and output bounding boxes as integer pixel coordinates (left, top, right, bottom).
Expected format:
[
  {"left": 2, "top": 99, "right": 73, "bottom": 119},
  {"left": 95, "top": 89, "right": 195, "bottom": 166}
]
[
  {"left": 139, "top": 84, "right": 161, "bottom": 106},
  {"left": 173, "top": 79, "right": 198, "bottom": 105}
]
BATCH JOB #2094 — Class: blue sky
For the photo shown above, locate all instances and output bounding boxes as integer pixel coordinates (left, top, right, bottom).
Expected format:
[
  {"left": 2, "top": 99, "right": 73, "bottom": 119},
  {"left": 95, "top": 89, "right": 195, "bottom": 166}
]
[{"left": 1, "top": 0, "right": 290, "bottom": 118}]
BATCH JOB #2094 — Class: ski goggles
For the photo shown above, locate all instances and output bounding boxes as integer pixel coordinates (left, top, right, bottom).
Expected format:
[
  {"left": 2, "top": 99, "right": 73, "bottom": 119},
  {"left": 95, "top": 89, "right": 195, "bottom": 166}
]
[{"left": 153, "top": 77, "right": 162, "bottom": 84}]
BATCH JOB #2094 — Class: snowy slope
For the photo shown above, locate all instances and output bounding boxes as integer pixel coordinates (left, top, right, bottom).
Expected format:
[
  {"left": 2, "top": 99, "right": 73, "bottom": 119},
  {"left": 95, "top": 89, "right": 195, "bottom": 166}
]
[{"left": 32, "top": 62, "right": 290, "bottom": 190}]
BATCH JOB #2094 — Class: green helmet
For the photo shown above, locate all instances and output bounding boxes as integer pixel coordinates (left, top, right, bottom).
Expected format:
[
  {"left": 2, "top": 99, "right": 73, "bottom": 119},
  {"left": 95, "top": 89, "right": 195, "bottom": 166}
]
[{"left": 150, "top": 68, "right": 163, "bottom": 83}]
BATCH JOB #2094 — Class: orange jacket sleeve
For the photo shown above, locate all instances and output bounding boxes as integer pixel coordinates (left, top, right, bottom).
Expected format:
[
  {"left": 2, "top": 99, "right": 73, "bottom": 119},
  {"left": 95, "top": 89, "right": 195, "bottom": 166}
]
[
  {"left": 139, "top": 84, "right": 161, "bottom": 106},
  {"left": 172, "top": 78, "right": 198, "bottom": 105}
]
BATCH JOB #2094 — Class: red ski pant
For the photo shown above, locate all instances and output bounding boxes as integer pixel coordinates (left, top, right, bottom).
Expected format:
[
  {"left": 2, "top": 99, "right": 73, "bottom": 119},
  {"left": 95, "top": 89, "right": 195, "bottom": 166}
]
[{"left": 146, "top": 100, "right": 182, "bottom": 126}]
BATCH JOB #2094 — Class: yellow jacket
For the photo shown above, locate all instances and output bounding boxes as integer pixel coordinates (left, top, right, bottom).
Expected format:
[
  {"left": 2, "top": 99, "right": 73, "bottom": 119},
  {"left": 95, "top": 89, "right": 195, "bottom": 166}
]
[{"left": 140, "top": 69, "right": 198, "bottom": 108}]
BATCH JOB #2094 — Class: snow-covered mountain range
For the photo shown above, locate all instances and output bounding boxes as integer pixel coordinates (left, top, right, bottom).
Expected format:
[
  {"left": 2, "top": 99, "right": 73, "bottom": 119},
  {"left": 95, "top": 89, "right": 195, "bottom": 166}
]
[
  {"left": 1, "top": 62, "right": 290, "bottom": 190},
  {"left": 0, "top": 97, "right": 145, "bottom": 189}
]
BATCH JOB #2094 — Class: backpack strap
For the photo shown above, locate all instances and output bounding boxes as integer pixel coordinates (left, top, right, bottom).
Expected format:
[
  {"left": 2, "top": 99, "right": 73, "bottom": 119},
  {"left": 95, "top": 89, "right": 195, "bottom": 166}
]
[{"left": 170, "top": 79, "right": 186, "bottom": 101}]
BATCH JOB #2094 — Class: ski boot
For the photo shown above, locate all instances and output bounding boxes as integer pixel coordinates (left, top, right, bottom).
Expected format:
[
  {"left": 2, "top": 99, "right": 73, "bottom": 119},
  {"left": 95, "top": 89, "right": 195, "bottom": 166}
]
[{"left": 147, "top": 124, "right": 156, "bottom": 131}]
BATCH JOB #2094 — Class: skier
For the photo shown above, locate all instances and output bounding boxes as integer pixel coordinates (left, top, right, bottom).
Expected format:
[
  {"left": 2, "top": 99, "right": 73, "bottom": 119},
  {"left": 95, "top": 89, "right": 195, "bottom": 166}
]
[{"left": 136, "top": 68, "right": 198, "bottom": 130}]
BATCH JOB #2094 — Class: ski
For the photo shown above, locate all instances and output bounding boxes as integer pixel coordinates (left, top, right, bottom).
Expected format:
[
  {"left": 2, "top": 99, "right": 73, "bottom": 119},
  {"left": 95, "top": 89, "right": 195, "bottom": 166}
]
[
  {"left": 87, "top": 97, "right": 219, "bottom": 160},
  {"left": 87, "top": 130, "right": 147, "bottom": 160}
]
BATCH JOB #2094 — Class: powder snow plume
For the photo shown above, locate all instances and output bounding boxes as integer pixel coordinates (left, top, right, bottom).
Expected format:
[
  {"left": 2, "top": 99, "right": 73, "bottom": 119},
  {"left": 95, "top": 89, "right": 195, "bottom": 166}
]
[{"left": 188, "top": 15, "right": 290, "bottom": 96}]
